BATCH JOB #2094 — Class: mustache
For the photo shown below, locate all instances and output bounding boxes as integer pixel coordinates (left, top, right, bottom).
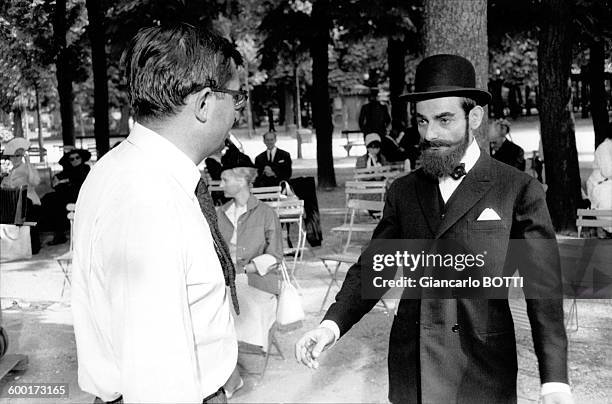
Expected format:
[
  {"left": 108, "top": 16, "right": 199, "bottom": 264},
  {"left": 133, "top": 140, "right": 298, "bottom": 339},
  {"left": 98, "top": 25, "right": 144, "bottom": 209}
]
[{"left": 420, "top": 139, "right": 456, "bottom": 149}]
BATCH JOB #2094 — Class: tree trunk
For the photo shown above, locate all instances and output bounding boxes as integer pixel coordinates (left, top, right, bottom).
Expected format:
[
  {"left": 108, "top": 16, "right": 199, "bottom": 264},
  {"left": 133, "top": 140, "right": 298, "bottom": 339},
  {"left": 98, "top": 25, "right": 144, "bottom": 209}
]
[
  {"left": 12, "top": 108, "right": 24, "bottom": 138},
  {"left": 588, "top": 40, "right": 609, "bottom": 149},
  {"left": 283, "top": 82, "right": 295, "bottom": 129},
  {"left": 580, "top": 66, "right": 589, "bottom": 119},
  {"left": 310, "top": 0, "right": 336, "bottom": 188},
  {"left": 388, "top": 37, "right": 407, "bottom": 131},
  {"left": 423, "top": 0, "right": 488, "bottom": 147},
  {"left": 54, "top": 0, "right": 75, "bottom": 146},
  {"left": 86, "top": 0, "right": 110, "bottom": 158},
  {"left": 538, "top": 0, "right": 581, "bottom": 232}
]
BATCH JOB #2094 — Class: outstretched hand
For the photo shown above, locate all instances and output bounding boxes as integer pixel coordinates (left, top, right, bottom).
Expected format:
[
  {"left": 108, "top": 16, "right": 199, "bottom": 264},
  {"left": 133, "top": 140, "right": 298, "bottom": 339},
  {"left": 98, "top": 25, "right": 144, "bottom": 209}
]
[{"left": 294, "top": 327, "right": 335, "bottom": 369}]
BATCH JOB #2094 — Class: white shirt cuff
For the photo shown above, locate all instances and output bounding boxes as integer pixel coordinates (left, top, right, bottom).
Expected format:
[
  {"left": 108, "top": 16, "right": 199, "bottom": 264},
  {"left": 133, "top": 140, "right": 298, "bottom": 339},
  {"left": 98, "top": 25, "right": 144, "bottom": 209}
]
[
  {"left": 319, "top": 320, "right": 340, "bottom": 346},
  {"left": 541, "top": 382, "right": 572, "bottom": 396}
]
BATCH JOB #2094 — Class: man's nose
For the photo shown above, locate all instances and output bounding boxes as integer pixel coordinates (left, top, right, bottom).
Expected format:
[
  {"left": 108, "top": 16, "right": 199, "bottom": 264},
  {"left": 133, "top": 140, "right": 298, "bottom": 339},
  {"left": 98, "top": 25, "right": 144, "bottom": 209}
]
[{"left": 422, "top": 124, "right": 438, "bottom": 142}]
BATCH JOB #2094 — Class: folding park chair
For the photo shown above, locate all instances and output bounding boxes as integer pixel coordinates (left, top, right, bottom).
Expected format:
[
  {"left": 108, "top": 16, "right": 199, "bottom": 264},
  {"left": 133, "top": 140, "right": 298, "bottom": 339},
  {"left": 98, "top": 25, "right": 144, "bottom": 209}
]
[
  {"left": 56, "top": 203, "right": 76, "bottom": 297},
  {"left": 353, "top": 165, "right": 403, "bottom": 182},
  {"left": 576, "top": 209, "right": 612, "bottom": 238},
  {"left": 563, "top": 209, "right": 612, "bottom": 331},
  {"left": 333, "top": 198, "right": 385, "bottom": 254},
  {"left": 238, "top": 315, "right": 285, "bottom": 379},
  {"left": 343, "top": 180, "right": 386, "bottom": 222},
  {"left": 251, "top": 186, "right": 282, "bottom": 203},
  {"left": 316, "top": 252, "right": 359, "bottom": 312},
  {"left": 265, "top": 199, "right": 307, "bottom": 286}
]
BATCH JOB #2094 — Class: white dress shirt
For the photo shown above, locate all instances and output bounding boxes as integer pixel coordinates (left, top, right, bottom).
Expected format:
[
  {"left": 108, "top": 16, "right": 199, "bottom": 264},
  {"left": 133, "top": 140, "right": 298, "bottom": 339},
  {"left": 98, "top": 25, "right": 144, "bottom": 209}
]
[
  {"left": 72, "top": 123, "right": 236, "bottom": 403},
  {"left": 321, "top": 138, "right": 571, "bottom": 397}
]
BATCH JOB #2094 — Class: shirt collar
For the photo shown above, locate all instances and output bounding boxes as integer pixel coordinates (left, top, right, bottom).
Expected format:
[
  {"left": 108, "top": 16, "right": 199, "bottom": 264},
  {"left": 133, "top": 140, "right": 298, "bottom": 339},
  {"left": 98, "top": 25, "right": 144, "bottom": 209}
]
[
  {"left": 127, "top": 123, "right": 201, "bottom": 197},
  {"left": 462, "top": 137, "right": 481, "bottom": 174}
]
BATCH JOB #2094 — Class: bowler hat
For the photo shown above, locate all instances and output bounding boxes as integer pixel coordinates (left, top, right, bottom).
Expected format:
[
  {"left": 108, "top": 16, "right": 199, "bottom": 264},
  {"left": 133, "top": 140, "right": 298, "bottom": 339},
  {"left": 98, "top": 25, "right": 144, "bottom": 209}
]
[{"left": 401, "top": 54, "right": 491, "bottom": 106}]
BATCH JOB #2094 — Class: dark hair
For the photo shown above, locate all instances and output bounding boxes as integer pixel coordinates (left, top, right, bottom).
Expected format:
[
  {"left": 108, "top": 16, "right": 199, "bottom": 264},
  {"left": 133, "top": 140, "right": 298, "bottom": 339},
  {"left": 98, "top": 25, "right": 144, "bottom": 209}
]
[
  {"left": 121, "top": 23, "right": 244, "bottom": 122},
  {"left": 460, "top": 97, "right": 478, "bottom": 117}
]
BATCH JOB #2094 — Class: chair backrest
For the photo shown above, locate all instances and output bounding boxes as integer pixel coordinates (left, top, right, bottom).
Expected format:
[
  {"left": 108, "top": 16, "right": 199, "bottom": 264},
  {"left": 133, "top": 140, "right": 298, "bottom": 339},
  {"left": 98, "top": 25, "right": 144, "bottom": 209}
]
[
  {"left": 66, "top": 203, "right": 76, "bottom": 251},
  {"left": 346, "top": 199, "right": 385, "bottom": 212},
  {"left": 207, "top": 179, "right": 222, "bottom": 193},
  {"left": 268, "top": 199, "right": 305, "bottom": 222},
  {"left": 576, "top": 209, "right": 612, "bottom": 237},
  {"left": 345, "top": 180, "right": 387, "bottom": 200},
  {"left": 252, "top": 186, "right": 282, "bottom": 202},
  {"left": 354, "top": 164, "right": 405, "bottom": 181}
]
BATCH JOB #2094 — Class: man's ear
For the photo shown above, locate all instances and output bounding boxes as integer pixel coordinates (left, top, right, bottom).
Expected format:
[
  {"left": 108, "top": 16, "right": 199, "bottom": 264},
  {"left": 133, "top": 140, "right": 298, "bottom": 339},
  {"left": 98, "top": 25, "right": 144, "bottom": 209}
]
[
  {"left": 468, "top": 105, "right": 484, "bottom": 130},
  {"left": 192, "top": 88, "right": 212, "bottom": 123}
]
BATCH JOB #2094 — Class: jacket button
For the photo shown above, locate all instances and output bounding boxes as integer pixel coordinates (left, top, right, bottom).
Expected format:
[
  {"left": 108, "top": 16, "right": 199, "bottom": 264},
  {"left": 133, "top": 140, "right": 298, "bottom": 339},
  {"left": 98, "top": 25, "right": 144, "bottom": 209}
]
[
  {"left": 441, "top": 213, "right": 445, "bottom": 219},
  {"left": 451, "top": 324, "right": 459, "bottom": 333}
]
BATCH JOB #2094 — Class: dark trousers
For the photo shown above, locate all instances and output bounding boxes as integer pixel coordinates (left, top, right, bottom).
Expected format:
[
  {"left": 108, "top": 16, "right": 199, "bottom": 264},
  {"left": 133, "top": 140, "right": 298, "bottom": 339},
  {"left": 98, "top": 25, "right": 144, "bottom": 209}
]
[{"left": 94, "top": 387, "right": 226, "bottom": 404}]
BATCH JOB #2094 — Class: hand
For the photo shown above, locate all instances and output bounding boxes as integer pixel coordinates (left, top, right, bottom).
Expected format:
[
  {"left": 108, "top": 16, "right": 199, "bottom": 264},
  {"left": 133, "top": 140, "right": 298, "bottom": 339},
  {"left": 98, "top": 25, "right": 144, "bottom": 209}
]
[
  {"left": 295, "top": 327, "right": 335, "bottom": 369},
  {"left": 263, "top": 166, "right": 275, "bottom": 176},
  {"left": 541, "top": 392, "right": 574, "bottom": 404}
]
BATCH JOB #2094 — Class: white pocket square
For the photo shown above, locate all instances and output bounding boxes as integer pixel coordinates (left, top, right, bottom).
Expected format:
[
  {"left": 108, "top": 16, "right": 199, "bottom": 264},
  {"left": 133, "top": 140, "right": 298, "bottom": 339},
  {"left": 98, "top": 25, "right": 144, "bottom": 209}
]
[{"left": 477, "top": 208, "right": 501, "bottom": 221}]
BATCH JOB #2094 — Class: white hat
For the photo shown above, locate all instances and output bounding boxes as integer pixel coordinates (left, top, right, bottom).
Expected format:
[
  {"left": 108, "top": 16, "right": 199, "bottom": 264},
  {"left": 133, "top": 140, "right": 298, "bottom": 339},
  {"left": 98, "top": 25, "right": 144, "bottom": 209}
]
[
  {"left": 365, "top": 133, "right": 382, "bottom": 147},
  {"left": 4, "top": 138, "right": 31, "bottom": 156}
]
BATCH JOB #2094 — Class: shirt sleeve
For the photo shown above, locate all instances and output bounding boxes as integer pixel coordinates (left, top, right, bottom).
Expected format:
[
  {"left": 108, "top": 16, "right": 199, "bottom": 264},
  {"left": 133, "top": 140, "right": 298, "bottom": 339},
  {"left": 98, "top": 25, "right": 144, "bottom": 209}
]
[{"left": 100, "top": 195, "right": 203, "bottom": 403}]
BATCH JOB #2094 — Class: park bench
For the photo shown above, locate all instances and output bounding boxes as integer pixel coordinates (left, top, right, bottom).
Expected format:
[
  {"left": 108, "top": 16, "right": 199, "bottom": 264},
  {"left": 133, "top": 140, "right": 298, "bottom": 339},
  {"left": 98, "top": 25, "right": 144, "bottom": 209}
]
[{"left": 341, "top": 130, "right": 365, "bottom": 157}]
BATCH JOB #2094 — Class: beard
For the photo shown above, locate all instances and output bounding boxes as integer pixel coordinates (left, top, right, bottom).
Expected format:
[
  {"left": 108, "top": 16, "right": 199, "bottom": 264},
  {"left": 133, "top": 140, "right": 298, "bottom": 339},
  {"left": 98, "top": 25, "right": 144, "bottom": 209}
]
[{"left": 419, "top": 125, "right": 470, "bottom": 178}]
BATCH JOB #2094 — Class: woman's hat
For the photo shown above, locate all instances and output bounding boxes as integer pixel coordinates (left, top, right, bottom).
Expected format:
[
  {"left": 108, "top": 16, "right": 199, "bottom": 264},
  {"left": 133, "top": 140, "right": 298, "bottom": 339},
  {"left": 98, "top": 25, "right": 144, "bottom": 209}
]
[
  {"left": 4, "top": 138, "right": 31, "bottom": 156},
  {"left": 365, "top": 133, "right": 382, "bottom": 147},
  {"left": 58, "top": 148, "right": 92, "bottom": 167},
  {"left": 401, "top": 54, "right": 491, "bottom": 106}
]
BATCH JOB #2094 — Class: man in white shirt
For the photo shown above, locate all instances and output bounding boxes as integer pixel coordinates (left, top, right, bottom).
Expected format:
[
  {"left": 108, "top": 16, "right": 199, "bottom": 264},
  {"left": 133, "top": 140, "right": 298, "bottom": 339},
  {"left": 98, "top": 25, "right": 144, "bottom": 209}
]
[
  {"left": 72, "top": 24, "right": 248, "bottom": 403},
  {"left": 295, "top": 55, "right": 573, "bottom": 404}
]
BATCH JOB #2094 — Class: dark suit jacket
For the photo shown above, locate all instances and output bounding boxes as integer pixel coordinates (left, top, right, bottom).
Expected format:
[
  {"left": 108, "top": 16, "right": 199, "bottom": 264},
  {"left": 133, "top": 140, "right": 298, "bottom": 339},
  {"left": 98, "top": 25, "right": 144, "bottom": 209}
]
[
  {"left": 492, "top": 140, "right": 526, "bottom": 171},
  {"left": 323, "top": 152, "right": 567, "bottom": 404},
  {"left": 254, "top": 148, "right": 292, "bottom": 187}
]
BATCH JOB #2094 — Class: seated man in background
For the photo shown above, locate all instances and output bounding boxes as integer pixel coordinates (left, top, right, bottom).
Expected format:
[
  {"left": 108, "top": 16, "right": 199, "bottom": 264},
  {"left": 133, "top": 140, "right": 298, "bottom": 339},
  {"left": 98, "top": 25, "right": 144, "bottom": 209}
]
[
  {"left": 254, "top": 131, "right": 292, "bottom": 187},
  {"left": 488, "top": 118, "right": 526, "bottom": 171}
]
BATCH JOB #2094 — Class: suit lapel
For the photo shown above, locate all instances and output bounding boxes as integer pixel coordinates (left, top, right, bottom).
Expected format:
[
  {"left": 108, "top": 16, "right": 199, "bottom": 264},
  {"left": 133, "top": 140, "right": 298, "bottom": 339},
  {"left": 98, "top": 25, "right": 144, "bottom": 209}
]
[
  {"left": 434, "top": 153, "right": 493, "bottom": 238},
  {"left": 415, "top": 171, "right": 442, "bottom": 236}
]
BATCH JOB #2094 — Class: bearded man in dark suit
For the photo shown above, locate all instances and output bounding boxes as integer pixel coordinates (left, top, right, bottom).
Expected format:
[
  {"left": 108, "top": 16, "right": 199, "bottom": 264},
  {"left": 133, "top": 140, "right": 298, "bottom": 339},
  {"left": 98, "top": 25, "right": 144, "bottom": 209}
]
[
  {"left": 295, "top": 55, "right": 573, "bottom": 404},
  {"left": 254, "top": 131, "right": 292, "bottom": 187}
]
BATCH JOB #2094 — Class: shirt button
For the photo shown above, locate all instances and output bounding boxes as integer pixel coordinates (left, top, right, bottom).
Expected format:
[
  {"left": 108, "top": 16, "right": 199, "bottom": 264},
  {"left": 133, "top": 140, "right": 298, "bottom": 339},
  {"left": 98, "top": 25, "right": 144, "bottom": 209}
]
[
  {"left": 441, "top": 213, "right": 445, "bottom": 219},
  {"left": 452, "top": 324, "right": 459, "bottom": 333}
]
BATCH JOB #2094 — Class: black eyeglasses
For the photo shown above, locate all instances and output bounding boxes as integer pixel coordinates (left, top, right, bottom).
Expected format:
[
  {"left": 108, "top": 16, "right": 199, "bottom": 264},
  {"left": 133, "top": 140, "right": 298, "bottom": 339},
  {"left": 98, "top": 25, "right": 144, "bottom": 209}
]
[{"left": 210, "top": 87, "right": 248, "bottom": 110}]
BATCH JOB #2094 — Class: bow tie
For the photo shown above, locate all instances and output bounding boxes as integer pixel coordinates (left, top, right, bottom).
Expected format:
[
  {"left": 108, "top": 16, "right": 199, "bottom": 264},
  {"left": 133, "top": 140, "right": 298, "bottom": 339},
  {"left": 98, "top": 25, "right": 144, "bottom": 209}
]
[{"left": 450, "top": 163, "right": 466, "bottom": 180}]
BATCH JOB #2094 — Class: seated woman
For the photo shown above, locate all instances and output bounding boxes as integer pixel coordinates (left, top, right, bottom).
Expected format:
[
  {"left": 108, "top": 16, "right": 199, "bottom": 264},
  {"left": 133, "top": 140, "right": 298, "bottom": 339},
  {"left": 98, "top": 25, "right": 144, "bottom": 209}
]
[
  {"left": 41, "top": 148, "right": 91, "bottom": 245},
  {"left": 356, "top": 133, "right": 388, "bottom": 169},
  {"left": 1, "top": 138, "right": 41, "bottom": 254},
  {"left": 216, "top": 164, "right": 283, "bottom": 397},
  {"left": 587, "top": 128, "right": 612, "bottom": 238}
]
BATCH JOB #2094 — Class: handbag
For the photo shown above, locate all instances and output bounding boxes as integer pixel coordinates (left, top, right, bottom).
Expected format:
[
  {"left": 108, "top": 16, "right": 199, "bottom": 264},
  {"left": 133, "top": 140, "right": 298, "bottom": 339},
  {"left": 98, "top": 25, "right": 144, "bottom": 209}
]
[
  {"left": 0, "top": 224, "right": 32, "bottom": 262},
  {"left": 247, "top": 264, "right": 282, "bottom": 295},
  {"left": 276, "top": 260, "right": 305, "bottom": 325}
]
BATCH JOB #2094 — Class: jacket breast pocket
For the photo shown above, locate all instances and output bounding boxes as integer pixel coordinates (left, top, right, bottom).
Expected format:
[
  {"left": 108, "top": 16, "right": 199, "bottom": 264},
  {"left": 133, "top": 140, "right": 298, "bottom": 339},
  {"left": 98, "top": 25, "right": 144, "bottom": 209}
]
[{"left": 469, "top": 220, "right": 507, "bottom": 232}]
